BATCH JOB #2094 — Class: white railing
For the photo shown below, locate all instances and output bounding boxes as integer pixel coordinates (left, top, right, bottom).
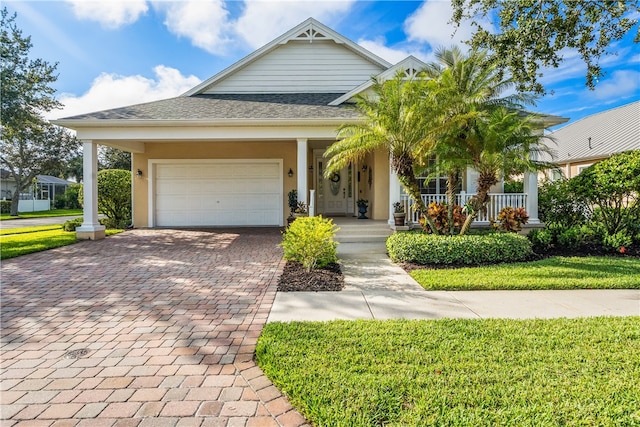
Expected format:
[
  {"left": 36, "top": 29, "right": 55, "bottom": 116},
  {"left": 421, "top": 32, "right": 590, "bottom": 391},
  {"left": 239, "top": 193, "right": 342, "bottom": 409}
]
[{"left": 401, "top": 193, "right": 527, "bottom": 226}]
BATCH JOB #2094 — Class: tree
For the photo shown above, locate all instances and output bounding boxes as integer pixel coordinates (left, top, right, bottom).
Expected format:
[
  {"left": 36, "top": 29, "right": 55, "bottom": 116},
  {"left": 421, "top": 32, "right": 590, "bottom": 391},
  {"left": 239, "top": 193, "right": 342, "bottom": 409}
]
[
  {"left": 569, "top": 150, "right": 640, "bottom": 236},
  {"left": 99, "top": 146, "right": 131, "bottom": 170},
  {"left": 1, "top": 124, "right": 78, "bottom": 215},
  {"left": 421, "top": 46, "right": 533, "bottom": 234},
  {"left": 0, "top": 8, "right": 78, "bottom": 215},
  {"left": 457, "top": 107, "right": 555, "bottom": 234},
  {"left": 323, "top": 73, "right": 440, "bottom": 232},
  {"left": 451, "top": 0, "right": 640, "bottom": 93}
]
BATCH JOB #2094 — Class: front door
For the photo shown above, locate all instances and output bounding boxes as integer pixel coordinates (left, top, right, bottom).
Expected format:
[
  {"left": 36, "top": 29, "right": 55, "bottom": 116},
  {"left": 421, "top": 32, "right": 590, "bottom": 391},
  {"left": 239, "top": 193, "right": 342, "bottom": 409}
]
[{"left": 315, "top": 156, "right": 354, "bottom": 216}]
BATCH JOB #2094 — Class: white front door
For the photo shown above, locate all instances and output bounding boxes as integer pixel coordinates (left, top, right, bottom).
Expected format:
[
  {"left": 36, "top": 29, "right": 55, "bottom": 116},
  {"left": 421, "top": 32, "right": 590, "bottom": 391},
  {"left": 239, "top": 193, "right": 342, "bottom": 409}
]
[{"left": 315, "top": 156, "right": 354, "bottom": 216}]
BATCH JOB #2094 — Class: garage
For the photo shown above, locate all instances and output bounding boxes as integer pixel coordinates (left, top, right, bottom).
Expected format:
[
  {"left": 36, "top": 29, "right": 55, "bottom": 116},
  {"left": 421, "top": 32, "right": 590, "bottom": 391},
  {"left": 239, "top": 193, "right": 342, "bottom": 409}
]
[{"left": 153, "top": 160, "right": 283, "bottom": 227}]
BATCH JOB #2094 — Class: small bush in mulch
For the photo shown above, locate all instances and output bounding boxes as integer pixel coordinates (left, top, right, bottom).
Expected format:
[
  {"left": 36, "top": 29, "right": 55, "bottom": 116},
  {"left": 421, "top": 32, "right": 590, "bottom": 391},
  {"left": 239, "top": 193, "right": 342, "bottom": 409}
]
[{"left": 278, "top": 261, "right": 344, "bottom": 292}]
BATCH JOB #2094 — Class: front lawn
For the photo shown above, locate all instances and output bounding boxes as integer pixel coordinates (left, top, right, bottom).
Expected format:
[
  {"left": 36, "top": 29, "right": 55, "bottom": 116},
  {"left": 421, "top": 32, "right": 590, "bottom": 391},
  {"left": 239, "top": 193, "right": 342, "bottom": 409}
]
[
  {"left": 410, "top": 256, "right": 640, "bottom": 290},
  {"left": 0, "top": 209, "right": 82, "bottom": 221},
  {"left": 257, "top": 317, "right": 640, "bottom": 426},
  {"left": 1, "top": 225, "right": 123, "bottom": 259}
]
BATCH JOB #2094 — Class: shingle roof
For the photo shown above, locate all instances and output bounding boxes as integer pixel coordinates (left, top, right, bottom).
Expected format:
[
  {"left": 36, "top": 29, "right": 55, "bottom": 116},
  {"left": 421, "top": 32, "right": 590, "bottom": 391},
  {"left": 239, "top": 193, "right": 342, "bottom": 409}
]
[
  {"left": 58, "top": 93, "right": 359, "bottom": 121},
  {"left": 547, "top": 101, "right": 640, "bottom": 163}
]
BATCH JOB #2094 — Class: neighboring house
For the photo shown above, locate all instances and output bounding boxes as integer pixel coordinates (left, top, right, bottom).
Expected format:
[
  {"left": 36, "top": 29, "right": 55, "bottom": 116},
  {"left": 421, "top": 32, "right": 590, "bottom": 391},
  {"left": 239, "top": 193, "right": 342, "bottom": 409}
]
[
  {"left": 545, "top": 100, "right": 640, "bottom": 180},
  {"left": 1, "top": 170, "right": 73, "bottom": 212},
  {"left": 53, "top": 18, "right": 566, "bottom": 239}
]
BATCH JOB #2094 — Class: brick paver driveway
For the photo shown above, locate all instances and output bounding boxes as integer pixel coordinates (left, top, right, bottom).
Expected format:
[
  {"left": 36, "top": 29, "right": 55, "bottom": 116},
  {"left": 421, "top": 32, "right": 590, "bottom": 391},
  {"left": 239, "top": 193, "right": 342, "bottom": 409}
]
[{"left": 1, "top": 229, "right": 308, "bottom": 427}]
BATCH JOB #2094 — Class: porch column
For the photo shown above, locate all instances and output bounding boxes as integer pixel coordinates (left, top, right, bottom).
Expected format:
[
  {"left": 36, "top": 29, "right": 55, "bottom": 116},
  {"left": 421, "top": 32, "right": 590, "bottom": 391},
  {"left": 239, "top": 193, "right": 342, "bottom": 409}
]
[
  {"left": 524, "top": 151, "right": 540, "bottom": 225},
  {"left": 77, "top": 141, "right": 106, "bottom": 240},
  {"left": 296, "top": 138, "right": 308, "bottom": 205},
  {"left": 389, "top": 165, "right": 401, "bottom": 225}
]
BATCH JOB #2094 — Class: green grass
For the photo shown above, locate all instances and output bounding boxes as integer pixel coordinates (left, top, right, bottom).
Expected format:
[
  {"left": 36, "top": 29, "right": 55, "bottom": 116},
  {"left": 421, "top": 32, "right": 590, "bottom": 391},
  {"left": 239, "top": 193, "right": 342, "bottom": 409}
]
[
  {"left": 0, "top": 209, "right": 82, "bottom": 220},
  {"left": 257, "top": 317, "right": 640, "bottom": 426},
  {"left": 410, "top": 256, "right": 640, "bottom": 290},
  {"left": 0, "top": 226, "right": 124, "bottom": 259},
  {"left": 0, "top": 225, "right": 64, "bottom": 236}
]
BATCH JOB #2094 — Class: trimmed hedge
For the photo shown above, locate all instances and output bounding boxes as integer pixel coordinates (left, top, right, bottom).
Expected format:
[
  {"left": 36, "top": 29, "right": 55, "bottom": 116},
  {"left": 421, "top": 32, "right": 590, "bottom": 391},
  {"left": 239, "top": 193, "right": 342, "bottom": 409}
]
[
  {"left": 1, "top": 200, "right": 11, "bottom": 214},
  {"left": 386, "top": 232, "right": 533, "bottom": 265}
]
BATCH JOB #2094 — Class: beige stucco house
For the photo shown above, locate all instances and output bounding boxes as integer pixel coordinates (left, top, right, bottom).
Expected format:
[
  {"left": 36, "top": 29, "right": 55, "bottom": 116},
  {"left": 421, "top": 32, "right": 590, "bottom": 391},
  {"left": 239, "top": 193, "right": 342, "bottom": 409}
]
[
  {"left": 53, "top": 18, "right": 566, "bottom": 239},
  {"left": 545, "top": 100, "right": 640, "bottom": 180}
]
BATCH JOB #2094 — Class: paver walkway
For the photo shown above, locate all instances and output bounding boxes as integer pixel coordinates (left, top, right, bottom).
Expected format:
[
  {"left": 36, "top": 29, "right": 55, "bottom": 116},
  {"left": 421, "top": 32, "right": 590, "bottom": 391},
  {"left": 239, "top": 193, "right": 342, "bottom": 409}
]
[{"left": 1, "top": 229, "right": 308, "bottom": 426}]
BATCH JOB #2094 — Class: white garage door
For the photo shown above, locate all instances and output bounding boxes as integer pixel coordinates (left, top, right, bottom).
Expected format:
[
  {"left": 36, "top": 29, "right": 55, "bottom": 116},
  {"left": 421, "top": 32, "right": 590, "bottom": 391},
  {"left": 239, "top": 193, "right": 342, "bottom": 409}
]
[{"left": 154, "top": 161, "right": 282, "bottom": 227}]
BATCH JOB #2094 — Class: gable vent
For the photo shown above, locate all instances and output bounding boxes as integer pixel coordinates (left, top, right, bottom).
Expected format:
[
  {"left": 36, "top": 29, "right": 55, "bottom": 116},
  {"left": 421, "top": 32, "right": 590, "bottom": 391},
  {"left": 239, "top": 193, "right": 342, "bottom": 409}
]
[
  {"left": 294, "top": 27, "right": 330, "bottom": 43},
  {"left": 405, "top": 68, "right": 419, "bottom": 77}
]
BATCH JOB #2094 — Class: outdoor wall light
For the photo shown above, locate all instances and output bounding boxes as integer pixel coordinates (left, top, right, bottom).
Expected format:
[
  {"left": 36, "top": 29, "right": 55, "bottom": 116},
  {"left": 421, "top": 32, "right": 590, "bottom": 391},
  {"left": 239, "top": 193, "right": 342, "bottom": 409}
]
[
  {"left": 288, "top": 168, "right": 294, "bottom": 177},
  {"left": 361, "top": 164, "right": 368, "bottom": 172},
  {"left": 136, "top": 169, "right": 143, "bottom": 178}
]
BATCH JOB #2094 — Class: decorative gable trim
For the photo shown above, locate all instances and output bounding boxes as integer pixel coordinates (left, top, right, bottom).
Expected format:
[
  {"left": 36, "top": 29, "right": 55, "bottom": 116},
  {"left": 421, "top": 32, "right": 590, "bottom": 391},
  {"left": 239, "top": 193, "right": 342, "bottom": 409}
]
[
  {"left": 183, "top": 18, "right": 391, "bottom": 97},
  {"left": 328, "top": 56, "right": 428, "bottom": 105}
]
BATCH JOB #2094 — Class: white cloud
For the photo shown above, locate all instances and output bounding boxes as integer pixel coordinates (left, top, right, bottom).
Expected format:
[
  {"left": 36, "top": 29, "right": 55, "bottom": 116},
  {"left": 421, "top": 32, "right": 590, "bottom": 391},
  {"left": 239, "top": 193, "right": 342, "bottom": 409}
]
[
  {"left": 66, "top": 0, "right": 148, "bottom": 29},
  {"left": 157, "top": 0, "right": 232, "bottom": 54},
  {"left": 357, "top": 38, "right": 430, "bottom": 65},
  {"left": 234, "top": 0, "right": 355, "bottom": 49},
  {"left": 591, "top": 69, "right": 640, "bottom": 100},
  {"left": 404, "top": 0, "right": 492, "bottom": 49},
  {"left": 50, "top": 65, "right": 201, "bottom": 119}
]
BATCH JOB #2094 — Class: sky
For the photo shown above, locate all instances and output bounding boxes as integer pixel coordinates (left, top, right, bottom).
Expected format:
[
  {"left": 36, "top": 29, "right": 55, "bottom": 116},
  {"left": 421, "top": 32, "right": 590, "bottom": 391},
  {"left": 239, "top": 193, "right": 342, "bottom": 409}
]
[{"left": 5, "top": 0, "right": 640, "bottom": 130}]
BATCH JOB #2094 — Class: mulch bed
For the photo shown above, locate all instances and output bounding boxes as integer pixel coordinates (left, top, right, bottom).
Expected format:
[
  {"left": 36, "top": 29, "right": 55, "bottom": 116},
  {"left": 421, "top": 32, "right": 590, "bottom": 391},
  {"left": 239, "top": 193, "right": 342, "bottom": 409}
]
[{"left": 278, "top": 261, "right": 344, "bottom": 292}]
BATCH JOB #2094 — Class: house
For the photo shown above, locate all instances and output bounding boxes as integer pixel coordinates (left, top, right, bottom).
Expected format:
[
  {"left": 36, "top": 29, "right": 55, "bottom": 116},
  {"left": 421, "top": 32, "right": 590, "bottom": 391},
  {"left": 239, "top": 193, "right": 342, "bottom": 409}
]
[
  {"left": 545, "top": 100, "right": 640, "bottom": 180},
  {"left": 1, "top": 170, "right": 73, "bottom": 212},
  {"left": 53, "top": 18, "right": 566, "bottom": 240}
]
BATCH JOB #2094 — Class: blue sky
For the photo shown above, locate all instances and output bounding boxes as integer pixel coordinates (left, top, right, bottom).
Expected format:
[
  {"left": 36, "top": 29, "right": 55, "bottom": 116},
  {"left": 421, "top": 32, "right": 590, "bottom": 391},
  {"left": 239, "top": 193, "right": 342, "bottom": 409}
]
[{"left": 6, "top": 0, "right": 639, "bottom": 129}]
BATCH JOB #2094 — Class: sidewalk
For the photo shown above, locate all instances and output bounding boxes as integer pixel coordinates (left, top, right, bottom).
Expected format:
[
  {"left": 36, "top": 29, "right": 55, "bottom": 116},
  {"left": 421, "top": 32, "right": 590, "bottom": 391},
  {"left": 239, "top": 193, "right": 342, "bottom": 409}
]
[{"left": 268, "top": 242, "right": 640, "bottom": 322}]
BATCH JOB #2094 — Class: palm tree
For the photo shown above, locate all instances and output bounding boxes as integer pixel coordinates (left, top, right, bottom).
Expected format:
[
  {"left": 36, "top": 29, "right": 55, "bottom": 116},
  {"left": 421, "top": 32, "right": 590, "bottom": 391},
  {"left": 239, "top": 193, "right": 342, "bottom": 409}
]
[
  {"left": 458, "top": 108, "right": 556, "bottom": 234},
  {"left": 324, "top": 72, "right": 439, "bottom": 232},
  {"left": 421, "top": 47, "right": 541, "bottom": 234}
]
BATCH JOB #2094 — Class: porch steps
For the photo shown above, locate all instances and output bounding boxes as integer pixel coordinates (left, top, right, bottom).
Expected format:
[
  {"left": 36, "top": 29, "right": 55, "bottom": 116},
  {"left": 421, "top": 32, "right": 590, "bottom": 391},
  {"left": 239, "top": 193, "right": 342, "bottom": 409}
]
[{"left": 331, "top": 218, "right": 393, "bottom": 243}]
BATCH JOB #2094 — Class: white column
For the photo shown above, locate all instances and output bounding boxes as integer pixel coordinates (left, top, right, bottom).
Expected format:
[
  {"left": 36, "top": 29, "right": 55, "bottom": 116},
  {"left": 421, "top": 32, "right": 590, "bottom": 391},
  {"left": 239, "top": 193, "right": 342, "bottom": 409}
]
[
  {"left": 77, "top": 141, "right": 106, "bottom": 240},
  {"left": 296, "top": 138, "right": 308, "bottom": 205},
  {"left": 524, "top": 148, "right": 541, "bottom": 224},
  {"left": 389, "top": 166, "right": 401, "bottom": 225}
]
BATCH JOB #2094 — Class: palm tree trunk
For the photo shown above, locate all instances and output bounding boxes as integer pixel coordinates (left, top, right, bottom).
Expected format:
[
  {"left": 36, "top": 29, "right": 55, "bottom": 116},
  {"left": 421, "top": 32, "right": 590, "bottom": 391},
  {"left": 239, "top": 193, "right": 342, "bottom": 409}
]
[
  {"left": 459, "top": 169, "right": 498, "bottom": 235},
  {"left": 393, "top": 155, "right": 439, "bottom": 234}
]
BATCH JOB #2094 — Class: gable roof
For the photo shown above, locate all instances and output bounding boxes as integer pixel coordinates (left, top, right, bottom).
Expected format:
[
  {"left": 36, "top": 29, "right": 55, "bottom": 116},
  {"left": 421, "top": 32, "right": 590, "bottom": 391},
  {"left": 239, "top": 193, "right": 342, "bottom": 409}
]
[
  {"left": 183, "top": 18, "right": 391, "bottom": 96},
  {"left": 548, "top": 101, "right": 640, "bottom": 163},
  {"left": 329, "top": 55, "right": 429, "bottom": 105}
]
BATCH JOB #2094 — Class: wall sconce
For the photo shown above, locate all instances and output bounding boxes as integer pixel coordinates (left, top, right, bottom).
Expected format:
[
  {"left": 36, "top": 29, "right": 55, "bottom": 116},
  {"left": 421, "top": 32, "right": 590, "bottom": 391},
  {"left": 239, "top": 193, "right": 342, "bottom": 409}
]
[
  {"left": 288, "top": 168, "right": 294, "bottom": 177},
  {"left": 136, "top": 169, "right": 143, "bottom": 178},
  {"left": 361, "top": 165, "right": 368, "bottom": 172}
]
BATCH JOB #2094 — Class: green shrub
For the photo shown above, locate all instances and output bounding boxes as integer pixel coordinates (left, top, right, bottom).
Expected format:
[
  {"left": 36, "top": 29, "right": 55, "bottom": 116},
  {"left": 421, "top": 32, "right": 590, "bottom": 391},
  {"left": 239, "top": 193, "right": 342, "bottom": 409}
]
[
  {"left": 538, "top": 178, "right": 588, "bottom": 228},
  {"left": 79, "top": 169, "right": 131, "bottom": 228},
  {"left": 54, "top": 184, "right": 82, "bottom": 209},
  {"left": 1, "top": 200, "right": 11, "bottom": 214},
  {"left": 527, "top": 228, "right": 553, "bottom": 254},
  {"left": 556, "top": 224, "right": 598, "bottom": 251},
  {"left": 569, "top": 150, "right": 640, "bottom": 235},
  {"left": 63, "top": 217, "right": 83, "bottom": 232},
  {"left": 282, "top": 216, "right": 339, "bottom": 271},
  {"left": 386, "top": 232, "right": 533, "bottom": 265},
  {"left": 602, "top": 231, "right": 633, "bottom": 253}
]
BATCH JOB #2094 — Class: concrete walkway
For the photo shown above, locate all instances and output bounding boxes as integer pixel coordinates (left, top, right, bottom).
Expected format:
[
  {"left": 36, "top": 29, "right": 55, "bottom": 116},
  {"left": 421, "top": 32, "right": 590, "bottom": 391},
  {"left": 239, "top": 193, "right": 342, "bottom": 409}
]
[{"left": 268, "top": 242, "right": 640, "bottom": 322}]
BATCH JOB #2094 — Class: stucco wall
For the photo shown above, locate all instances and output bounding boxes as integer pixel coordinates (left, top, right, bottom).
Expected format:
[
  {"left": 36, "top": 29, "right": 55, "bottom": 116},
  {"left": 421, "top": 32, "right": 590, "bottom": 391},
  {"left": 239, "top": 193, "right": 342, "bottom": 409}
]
[{"left": 132, "top": 141, "right": 297, "bottom": 228}]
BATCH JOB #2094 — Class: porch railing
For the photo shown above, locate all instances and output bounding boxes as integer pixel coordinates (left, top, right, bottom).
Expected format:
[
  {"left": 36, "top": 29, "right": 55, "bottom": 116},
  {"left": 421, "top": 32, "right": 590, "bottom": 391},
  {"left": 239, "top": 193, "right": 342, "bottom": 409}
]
[{"left": 401, "top": 192, "right": 527, "bottom": 225}]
